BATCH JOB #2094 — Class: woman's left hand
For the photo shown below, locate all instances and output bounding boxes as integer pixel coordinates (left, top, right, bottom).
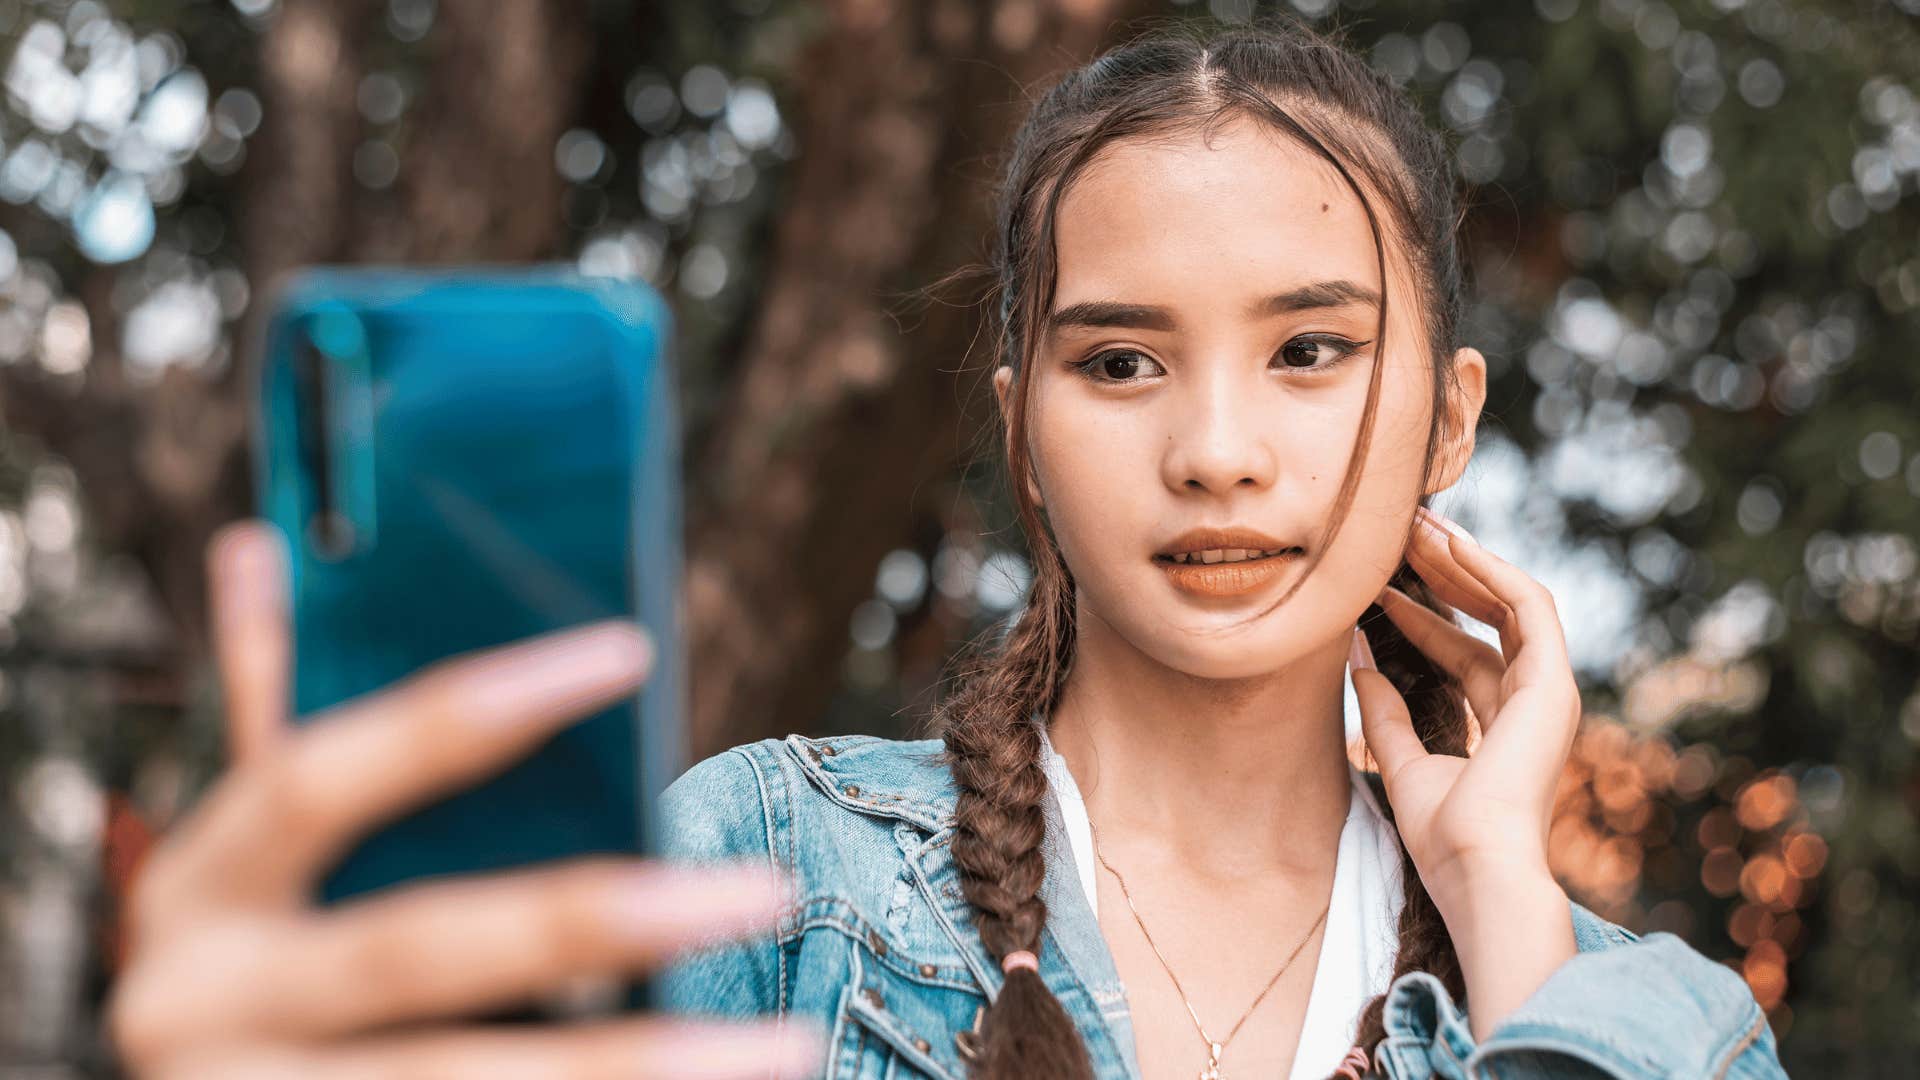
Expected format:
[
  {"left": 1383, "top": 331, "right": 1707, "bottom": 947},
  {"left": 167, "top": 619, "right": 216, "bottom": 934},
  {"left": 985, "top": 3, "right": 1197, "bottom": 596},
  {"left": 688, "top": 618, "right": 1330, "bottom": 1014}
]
[
  {"left": 1351, "top": 504, "right": 1587, "bottom": 1040},
  {"left": 1349, "top": 503, "right": 1580, "bottom": 909}
]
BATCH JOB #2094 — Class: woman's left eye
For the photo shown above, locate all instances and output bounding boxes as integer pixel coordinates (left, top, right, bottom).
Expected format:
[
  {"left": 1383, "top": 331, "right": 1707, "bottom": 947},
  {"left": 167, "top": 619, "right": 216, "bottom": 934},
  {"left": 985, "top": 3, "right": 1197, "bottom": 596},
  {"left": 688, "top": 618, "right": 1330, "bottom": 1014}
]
[{"left": 1274, "top": 334, "right": 1365, "bottom": 371}]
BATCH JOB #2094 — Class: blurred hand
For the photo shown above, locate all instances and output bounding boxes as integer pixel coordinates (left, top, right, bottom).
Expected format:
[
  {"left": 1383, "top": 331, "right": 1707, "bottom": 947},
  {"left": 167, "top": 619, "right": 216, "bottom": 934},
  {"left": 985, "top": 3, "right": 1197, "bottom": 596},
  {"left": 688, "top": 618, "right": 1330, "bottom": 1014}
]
[{"left": 107, "top": 519, "right": 819, "bottom": 1080}]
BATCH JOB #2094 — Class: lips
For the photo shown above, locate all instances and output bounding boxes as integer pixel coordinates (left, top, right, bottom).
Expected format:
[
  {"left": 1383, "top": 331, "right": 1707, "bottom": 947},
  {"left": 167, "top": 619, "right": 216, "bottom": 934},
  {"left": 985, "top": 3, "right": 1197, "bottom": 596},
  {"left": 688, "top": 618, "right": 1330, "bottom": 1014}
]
[
  {"left": 1155, "top": 548, "right": 1301, "bottom": 598},
  {"left": 1155, "top": 526, "right": 1293, "bottom": 559}
]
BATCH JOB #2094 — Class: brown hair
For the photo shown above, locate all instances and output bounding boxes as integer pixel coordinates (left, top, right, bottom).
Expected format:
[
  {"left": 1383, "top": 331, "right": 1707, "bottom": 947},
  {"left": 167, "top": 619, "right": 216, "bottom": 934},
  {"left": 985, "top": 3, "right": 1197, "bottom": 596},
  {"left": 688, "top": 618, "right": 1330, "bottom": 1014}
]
[{"left": 933, "top": 14, "right": 1475, "bottom": 1080}]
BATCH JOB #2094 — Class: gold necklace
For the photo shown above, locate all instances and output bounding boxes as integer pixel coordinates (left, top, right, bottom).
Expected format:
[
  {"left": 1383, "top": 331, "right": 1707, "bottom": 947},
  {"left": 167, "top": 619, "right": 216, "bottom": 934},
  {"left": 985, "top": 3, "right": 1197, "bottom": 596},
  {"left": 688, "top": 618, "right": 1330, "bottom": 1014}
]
[{"left": 1088, "top": 821, "right": 1331, "bottom": 1080}]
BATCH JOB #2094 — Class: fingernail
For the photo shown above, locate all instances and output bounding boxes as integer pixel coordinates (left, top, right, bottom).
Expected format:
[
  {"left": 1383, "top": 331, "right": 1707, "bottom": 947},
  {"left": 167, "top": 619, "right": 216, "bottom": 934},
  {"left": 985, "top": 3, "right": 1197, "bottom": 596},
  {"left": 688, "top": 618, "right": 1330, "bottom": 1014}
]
[
  {"left": 1349, "top": 625, "right": 1376, "bottom": 672},
  {"left": 522, "top": 621, "right": 654, "bottom": 684},
  {"left": 1417, "top": 505, "right": 1477, "bottom": 546},
  {"left": 466, "top": 623, "right": 649, "bottom": 720},
  {"left": 216, "top": 523, "right": 272, "bottom": 580}
]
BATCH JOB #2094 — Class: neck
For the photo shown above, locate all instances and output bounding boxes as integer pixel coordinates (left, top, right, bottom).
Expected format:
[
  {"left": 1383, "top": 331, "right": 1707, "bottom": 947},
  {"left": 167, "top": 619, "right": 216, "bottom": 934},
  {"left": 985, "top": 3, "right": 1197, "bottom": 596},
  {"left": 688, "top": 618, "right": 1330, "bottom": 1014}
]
[{"left": 1046, "top": 602, "right": 1354, "bottom": 885}]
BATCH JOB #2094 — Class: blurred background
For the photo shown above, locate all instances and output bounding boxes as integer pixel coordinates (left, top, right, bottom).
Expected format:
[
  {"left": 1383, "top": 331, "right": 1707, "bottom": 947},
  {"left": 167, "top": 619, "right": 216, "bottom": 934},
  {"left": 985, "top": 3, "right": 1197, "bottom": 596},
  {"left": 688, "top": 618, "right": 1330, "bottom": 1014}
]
[{"left": 0, "top": 0, "right": 1914, "bottom": 1073}]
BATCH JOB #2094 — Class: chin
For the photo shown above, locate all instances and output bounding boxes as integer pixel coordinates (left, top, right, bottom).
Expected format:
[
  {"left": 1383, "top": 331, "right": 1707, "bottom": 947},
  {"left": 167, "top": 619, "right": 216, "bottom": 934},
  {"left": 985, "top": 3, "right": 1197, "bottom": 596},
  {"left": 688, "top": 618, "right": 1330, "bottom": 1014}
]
[{"left": 1144, "top": 632, "right": 1313, "bottom": 683}]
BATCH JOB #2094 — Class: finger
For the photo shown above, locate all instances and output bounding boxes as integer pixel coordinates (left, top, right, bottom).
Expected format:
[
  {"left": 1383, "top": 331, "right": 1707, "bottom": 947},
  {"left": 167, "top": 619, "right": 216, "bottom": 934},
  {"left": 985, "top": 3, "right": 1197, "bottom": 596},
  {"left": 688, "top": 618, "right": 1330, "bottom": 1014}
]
[
  {"left": 1404, "top": 516, "right": 1509, "bottom": 631},
  {"left": 167, "top": 1016, "right": 826, "bottom": 1080},
  {"left": 1372, "top": 585, "right": 1506, "bottom": 733},
  {"left": 178, "top": 619, "right": 654, "bottom": 900},
  {"left": 1427, "top": 530, "right": 1584, "bottom": 782},
  {"left": 1426, "top": 520, "right": 1573, "bottom": 690},
  {"left": 208, "top": 521, "right": 292, "bottom": 765},
  {"left": 279, "top": 861, "right": 784, "bottom": 1037},
  {"left": 1349, "top": 626, "right": 1425, "bottom": 789}
]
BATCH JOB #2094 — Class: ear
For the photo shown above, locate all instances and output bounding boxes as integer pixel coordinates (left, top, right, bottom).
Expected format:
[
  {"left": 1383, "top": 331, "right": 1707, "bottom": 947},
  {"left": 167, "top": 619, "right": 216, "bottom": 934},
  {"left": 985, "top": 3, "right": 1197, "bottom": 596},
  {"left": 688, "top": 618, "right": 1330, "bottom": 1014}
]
[
  {"left": 992, "top": 365, "right": 1044, "bottom": 509},
  {"left": 1427, "top": 346, "right": 1487, "bottom": 494}
]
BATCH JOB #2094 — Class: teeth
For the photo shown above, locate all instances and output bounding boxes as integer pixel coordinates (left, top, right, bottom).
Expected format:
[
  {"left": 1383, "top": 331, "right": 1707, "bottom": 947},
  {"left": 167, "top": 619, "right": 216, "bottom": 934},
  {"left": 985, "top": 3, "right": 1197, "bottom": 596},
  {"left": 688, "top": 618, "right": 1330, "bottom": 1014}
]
[{"left": 1168, "top": 548, "right": 1288, "bottom": 565}]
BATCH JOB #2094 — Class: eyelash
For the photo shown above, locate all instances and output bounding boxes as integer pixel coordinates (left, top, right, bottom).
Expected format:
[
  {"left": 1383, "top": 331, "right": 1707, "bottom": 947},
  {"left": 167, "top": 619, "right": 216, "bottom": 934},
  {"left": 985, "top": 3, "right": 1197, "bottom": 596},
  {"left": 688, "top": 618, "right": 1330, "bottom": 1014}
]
[{"left": 1070, "top": 334, "right": 1370, "bottom": 385}]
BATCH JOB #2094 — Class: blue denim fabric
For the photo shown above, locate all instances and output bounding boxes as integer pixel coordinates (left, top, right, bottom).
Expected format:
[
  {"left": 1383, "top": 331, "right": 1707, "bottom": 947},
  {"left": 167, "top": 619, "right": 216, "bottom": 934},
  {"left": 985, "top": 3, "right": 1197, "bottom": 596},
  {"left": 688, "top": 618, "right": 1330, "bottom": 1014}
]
[{"left": 659, "top": 734, "right": 1788, "bottom": 1079}]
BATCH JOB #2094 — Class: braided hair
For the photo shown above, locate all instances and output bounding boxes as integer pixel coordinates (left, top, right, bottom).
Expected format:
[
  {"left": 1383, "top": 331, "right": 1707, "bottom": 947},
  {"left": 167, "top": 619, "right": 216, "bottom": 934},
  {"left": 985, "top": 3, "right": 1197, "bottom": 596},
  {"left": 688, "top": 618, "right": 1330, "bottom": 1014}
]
[{"left": 933, "top": 13, "right": 1478, "bottom": 1079}]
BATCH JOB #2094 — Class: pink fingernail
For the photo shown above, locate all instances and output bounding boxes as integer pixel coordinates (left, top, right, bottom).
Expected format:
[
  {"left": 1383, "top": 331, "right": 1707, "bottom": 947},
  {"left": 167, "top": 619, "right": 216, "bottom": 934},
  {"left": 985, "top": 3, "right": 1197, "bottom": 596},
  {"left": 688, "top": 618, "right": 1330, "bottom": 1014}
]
[
  {"left": 467, "top": 622, "right": 654, "bottom": 726},
  {"left": 1349, "top": 626, "right": 1376, "bottom": 672},
  {"left": 1417, "top": 506, "right": 1477, "bottom": 546}
]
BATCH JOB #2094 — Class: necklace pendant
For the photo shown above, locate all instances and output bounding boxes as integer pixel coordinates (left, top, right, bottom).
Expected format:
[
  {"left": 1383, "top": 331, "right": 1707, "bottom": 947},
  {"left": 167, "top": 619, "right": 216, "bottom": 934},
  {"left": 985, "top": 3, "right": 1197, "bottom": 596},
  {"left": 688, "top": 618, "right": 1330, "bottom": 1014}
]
[{"left": 1198, "top": 1041, "right": 1225, "bottom": 1080}]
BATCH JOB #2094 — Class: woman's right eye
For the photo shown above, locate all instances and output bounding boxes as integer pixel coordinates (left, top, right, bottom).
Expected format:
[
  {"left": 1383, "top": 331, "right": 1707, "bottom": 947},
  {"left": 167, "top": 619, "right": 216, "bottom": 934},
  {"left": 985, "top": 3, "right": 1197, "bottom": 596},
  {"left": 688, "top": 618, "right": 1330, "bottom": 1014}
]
[{"left": 1072, "top": 349, "right": 1165, "bottom": 384}]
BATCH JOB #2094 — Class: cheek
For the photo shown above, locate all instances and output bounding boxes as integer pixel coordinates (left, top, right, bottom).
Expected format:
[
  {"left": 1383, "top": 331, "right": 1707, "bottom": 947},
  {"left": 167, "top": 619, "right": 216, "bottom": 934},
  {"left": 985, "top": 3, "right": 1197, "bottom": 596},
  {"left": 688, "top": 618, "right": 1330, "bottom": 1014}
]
[
  {"left": 1026, "top": 394, "right": 1154, "bottom": 570},
  {"left": 1323, "top": 374, "right": 1434, "bottom": 576},
  {"left": 1362, "top": 368, "right": 1438, "bottom": 495}
]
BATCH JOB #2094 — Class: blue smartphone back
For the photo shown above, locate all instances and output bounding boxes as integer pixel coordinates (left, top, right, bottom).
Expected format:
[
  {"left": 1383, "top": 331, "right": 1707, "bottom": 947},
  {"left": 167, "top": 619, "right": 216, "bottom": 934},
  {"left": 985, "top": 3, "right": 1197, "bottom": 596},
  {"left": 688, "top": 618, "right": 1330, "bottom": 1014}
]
[{"left": 250, "top": 267, "right": 685, "bottom": 904}]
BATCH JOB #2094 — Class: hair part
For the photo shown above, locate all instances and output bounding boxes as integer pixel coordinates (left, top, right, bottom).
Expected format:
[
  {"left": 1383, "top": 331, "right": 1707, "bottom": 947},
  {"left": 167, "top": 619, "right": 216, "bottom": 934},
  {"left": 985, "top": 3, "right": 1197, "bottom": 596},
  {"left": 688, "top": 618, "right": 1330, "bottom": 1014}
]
[{"left": 935, "top": 14, "right": 1475, "bottom": 1079}]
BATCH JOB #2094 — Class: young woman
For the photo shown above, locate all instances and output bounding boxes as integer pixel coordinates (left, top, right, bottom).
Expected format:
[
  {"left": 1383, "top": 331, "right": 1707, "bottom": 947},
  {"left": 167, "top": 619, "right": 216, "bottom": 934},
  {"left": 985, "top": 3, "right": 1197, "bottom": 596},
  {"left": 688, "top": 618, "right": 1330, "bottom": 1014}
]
[
  {"left": 657, "top": 19, "right": 1790, "bottom": 1080},
  {"left": 108, "top": 17, "right": 1789, "bottom": 1080}
]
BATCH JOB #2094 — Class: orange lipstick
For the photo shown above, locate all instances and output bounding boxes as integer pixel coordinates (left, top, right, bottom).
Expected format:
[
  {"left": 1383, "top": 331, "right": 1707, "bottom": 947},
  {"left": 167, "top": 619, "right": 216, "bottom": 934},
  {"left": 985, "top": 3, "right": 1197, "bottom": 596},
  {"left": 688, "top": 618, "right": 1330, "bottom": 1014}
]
[{"left": 1156, "top": 549, "right": 1300, "bottom": 598}]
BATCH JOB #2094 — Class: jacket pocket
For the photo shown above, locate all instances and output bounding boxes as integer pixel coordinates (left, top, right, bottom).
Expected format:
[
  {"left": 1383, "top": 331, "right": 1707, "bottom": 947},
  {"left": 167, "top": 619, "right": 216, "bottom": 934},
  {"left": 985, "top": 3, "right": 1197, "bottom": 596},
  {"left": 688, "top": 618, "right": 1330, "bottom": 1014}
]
[{"left": 826, "top": 931, "right": 985, "bottom": 1080}]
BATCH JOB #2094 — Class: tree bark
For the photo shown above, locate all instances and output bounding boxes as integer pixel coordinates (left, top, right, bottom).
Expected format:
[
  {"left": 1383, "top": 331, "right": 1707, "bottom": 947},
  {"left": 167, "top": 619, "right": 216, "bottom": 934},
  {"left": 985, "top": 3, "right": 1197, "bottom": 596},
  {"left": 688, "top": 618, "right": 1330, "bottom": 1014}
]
[{"left": 683, "top": 0, "right": 1151, "bottom": 757}]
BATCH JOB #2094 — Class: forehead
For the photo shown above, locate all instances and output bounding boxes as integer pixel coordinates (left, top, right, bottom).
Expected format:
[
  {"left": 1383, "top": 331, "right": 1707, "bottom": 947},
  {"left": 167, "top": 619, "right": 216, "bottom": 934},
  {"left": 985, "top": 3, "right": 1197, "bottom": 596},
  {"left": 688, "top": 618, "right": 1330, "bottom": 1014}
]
[{"left": 1051, "top": 119, "right": 1387, "bottom": 311}]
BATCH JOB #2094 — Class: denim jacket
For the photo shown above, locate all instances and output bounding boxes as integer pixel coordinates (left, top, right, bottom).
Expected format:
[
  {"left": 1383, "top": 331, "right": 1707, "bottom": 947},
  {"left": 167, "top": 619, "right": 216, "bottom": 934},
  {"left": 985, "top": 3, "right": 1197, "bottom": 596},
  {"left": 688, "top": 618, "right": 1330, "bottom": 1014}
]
[{"left": 659, "top": 733, "right": 1788, "bottom": 1079}]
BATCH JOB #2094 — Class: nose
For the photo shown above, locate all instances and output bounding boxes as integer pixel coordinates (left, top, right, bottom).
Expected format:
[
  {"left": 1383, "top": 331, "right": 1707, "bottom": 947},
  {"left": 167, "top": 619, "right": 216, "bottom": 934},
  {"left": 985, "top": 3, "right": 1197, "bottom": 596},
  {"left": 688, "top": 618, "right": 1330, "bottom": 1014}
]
[{"left": 1159, "top": 363, "right": 1279, "bottom": 496}]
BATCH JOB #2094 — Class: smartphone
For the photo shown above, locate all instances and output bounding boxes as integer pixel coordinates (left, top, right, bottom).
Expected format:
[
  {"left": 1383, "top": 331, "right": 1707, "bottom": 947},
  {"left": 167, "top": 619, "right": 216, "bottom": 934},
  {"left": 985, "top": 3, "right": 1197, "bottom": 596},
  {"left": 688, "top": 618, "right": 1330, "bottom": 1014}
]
[{"left": 248, "top": 267, "right": 685, "bottom": 939}]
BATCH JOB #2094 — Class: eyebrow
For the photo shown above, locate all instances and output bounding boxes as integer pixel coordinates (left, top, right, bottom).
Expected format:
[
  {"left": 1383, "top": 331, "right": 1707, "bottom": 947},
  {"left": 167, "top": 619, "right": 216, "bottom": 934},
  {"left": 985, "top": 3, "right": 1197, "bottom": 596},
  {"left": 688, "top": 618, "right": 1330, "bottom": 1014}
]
[{"left": 1045, "top": 280, "right": 1380, "bottom": 337}]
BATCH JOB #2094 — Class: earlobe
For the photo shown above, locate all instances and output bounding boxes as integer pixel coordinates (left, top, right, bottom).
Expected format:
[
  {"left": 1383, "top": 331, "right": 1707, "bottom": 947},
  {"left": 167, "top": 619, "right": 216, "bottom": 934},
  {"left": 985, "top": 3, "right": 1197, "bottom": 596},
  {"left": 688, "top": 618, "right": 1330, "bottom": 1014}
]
[{"left": 1430, "top": 346, "right": 1488, "bottom": 494}]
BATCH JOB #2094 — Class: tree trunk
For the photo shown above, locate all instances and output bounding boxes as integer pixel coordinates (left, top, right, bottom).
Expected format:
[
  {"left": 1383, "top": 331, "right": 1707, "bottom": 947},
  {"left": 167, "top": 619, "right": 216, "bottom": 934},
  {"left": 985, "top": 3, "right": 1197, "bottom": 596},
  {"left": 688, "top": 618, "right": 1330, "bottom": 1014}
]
[{"left": 683, "top": 0, "right": 1149, "bottom": 758}]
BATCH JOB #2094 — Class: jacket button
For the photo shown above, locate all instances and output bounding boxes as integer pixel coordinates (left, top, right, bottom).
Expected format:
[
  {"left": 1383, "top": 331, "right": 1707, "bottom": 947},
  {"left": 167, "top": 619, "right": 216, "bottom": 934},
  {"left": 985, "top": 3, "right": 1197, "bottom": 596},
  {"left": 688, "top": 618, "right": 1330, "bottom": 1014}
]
[
  {"left": 919, "top": 962, "right": 938, "bottom": 977},
  {"left": 867, "top": 929, "right": 888, "bottom": 957},
  {"left": 863, "top": 987, "right": 885, "bottom": 1010},
  {"left": 820, "top": 743, "right": 838, "bottom": 756},
  {"left": 843, "top": 784, "right": 861, "bottom": 797},
  {"left": 913, "top": 1037, "right": 932, "bottom": 1053}
]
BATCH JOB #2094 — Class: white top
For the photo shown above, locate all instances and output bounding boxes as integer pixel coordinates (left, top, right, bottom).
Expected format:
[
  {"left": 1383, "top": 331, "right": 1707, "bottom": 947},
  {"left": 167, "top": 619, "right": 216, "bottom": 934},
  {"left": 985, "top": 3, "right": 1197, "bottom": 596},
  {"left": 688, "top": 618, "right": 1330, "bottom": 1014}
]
[{"left": 1036, "top": 725, "right": 1406, "bottom": 1080}]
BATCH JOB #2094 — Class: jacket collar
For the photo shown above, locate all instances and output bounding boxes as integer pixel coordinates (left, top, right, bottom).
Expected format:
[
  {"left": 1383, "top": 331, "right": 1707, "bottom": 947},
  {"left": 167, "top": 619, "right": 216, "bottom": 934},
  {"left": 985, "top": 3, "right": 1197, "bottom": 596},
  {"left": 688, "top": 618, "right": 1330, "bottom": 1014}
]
[{"left": 784, "top": 732, "right": 959, "bottom": 831}]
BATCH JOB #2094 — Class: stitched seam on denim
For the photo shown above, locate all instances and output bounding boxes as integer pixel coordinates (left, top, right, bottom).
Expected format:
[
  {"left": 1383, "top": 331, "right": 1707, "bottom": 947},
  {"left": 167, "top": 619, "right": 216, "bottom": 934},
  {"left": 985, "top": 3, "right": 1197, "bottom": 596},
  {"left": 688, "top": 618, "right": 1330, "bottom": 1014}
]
[
  {"left": 1376, "top": 1038, "right": 1427, "bottom": 1080},
  {"left": 845, "top": 978, "right": 966, "bottom": 1080},
  {"left": 828, "top": 981, "right": 860, "bottom": 1080},
  {"left": 903, "top": 829, "right": 999, "bottom": 996},
  {"left": 730, "top": 744, "right": 791, "bottom": 1017},
  {"left": 786, "top": 734, "right": 950, "bottom": 831},
  {"left": 792, "top": 900, "right": 984, "bottom": 993},
  {"left": 1481, "top": 1016, "right": 1662, "bottom": 1073},
  {"left": 1384, "top": 970, "right": 1456, "bottom": 1040},
  {"left": 1464, "top": 1031, "right": 1658, "bottom": 1079},
  {"left": 1711, "top": 1005, "right": 1768, "bottom": 1080},
  {"left": 1432, "top": 1018, "right": 1469, "bottom": 1073},
  {"left": 1482, "top": 1019, "right": 1661, "bottom": 1072},
  {"left": 842, "top": 921, "right": 971, "bottom": 1080}
]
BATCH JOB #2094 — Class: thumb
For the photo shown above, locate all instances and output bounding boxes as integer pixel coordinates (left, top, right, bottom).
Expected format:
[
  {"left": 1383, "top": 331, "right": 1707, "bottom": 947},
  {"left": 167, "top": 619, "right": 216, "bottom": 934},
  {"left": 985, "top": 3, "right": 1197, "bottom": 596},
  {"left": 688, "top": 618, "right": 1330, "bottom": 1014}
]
[{"left": 1350, "top": 625, "right": 1423, "bottom": 787}]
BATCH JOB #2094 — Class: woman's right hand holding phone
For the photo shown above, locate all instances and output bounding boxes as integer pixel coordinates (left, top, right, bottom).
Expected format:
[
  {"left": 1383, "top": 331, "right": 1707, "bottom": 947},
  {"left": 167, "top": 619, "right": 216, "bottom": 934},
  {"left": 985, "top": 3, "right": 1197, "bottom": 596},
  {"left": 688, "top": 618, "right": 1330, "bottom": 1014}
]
[{"left": 107, "top": 521, "right": 820, "bottom": 1079}]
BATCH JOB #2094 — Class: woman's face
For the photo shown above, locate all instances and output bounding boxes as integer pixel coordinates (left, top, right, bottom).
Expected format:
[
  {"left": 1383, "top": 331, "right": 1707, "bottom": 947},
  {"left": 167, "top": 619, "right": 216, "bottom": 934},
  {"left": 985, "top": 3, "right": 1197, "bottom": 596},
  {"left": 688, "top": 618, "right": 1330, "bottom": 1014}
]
[{"left": 995, "top": 117, "right": 1486, "bottom": 681}]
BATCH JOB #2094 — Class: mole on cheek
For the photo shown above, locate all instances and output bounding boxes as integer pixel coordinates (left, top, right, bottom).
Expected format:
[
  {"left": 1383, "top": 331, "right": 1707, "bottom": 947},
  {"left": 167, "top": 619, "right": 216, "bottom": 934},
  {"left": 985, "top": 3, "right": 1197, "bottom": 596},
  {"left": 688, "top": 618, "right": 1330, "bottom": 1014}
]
[{"left": 1321, "top": 202, "right": 1329, "bottom": 212}]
